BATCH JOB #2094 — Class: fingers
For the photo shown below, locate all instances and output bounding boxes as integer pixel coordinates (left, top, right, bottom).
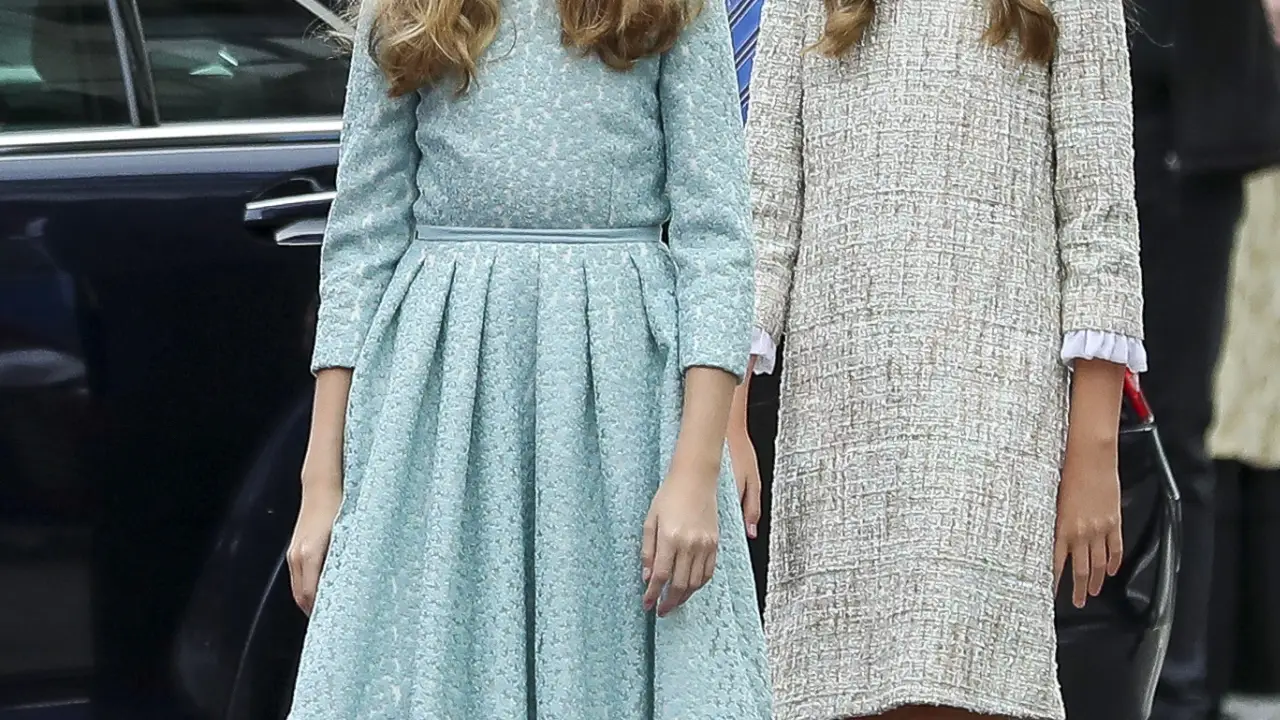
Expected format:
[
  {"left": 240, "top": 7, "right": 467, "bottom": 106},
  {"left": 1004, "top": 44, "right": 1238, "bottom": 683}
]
[
  {"left": 287, "top": 544, "right": 303, "bottom": 610},
  {"left": 1087, "top": 535, "right": 1107, "bottom": 598},
  {"left": 742, "top": 472, "right": 762, "bottom": 540},
  {"left": 643, "top": 526, "right": 675, "bottom": 612},
  {"left": 1106, "top": 523, "right": 1124, "bottom": 577},
  {"left": 644, "top": 524, "right": 718, "bottom": 616},
  {"left": 1059, "top": 519, "right": 1122, "bottom": 609},
  {"left": 641, "top": 512, "right": 657, "bottom": 584},
  {"left": 727, "top": 426, "right": 761, "bottom": 540},
  {"left": 1070, "top": 539, "right": 1090, "bottom": 609},
  {"left": 287, "top": 541, "right": 319, "bottom": 616},
  {"left": 658, "top": 550, "right": 695, "bottom": 617},
  {"left": 674, "top": 549, "right": 718, "bottom": 615},
  {"left": 1052, "top": 531, "right": 1068, "bottom": 597},
  {"left": 299, "top": 560, "right": 320, "bottom": 617}
]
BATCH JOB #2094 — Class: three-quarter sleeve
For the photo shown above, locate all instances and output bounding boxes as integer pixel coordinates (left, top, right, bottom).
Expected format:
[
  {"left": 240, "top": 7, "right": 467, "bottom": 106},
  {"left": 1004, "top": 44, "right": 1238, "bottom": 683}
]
[
  {"left": 310, "top": 11, "right": 421, "bottom": 373},
  {"left": 658, "top": 0, "right": 756, "bottom": 380},
  {"left": 1050, "top": 0, "right": 1145, "bottom": 342},
  {"left": 745, "top": 0, "right": 804, "bottom": 342}
]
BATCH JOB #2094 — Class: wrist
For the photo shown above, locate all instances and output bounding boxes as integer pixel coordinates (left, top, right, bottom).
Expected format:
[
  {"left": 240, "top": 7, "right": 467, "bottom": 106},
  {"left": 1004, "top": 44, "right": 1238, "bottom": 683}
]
[
  {"left": 1065, "top": 422, "right": 1119, "bottom": 450},
  {"left": 1062, "top": 430, "right": 1119, "bottom": 476},
  {"left": 668, "top": 444, "right": 722, "bottom": 482},
  {"left": 301, "top": 452, "right": 342, "bottom": 491},
  {"left": 301, "top": 476, "right": 342, "bottom": 498}
]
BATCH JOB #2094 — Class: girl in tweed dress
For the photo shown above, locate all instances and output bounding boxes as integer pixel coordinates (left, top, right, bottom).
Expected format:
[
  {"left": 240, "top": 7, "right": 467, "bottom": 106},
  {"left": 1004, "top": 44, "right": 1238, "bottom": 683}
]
[
  {"left": 281, "top": 0, "right": 772, "bottom": 716},
  {"left": 730, "top": 0, "right": 1148, "bottom": 718}
]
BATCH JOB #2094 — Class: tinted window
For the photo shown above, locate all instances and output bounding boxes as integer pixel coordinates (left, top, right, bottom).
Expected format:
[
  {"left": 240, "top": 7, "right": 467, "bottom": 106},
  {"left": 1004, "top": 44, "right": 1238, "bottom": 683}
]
[
  {"left": 0, "top": 0, "right": 131, "bottom": 132},
  {"left": 137, "top": 0, "right": 348, "bottom": 122}
]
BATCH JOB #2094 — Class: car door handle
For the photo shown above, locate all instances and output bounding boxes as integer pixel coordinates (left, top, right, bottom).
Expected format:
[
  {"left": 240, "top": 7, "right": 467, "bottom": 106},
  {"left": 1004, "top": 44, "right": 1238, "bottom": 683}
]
[
  {"left": 244, "top": 190, "right": 334, "bottom": 226},
  {"left": 271, "top": 218, "right": 327, "bottom": 247},
  {"left": 244, "top": 191, "right": 334, "bottom": 247}
]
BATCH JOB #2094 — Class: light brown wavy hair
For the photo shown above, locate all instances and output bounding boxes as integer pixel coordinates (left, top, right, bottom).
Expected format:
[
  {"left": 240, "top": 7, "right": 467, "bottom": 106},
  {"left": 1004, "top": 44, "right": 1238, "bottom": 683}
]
[
  {"left": 809, "top": 0, "right": 1058, "bottom": 64},
  {"left": 342, "top": 0, "right": 702, "bottom": 97}
]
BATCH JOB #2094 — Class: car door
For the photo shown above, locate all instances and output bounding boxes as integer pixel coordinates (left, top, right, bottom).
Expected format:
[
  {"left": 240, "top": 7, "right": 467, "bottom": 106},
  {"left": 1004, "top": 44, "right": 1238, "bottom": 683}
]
[{"left": 0, "top": 0, "right": 342, "bottom": 715}]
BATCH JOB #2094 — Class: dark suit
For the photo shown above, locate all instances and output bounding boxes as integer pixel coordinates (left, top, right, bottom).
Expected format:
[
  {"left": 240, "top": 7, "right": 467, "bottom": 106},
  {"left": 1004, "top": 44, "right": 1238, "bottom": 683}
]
[{"left": 1124, "top": 2, "right": 1280, "bottom": 719}]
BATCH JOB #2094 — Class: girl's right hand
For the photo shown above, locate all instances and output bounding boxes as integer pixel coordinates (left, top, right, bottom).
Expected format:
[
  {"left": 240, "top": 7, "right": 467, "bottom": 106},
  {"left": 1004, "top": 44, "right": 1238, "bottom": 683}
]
[{"left": 288, "top": 464, "right": 343, "bottom": 616}]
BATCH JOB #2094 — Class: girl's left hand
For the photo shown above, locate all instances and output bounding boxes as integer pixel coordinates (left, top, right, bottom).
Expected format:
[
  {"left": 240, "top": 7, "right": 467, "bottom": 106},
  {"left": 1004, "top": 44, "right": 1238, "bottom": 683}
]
[
  {"left": 641, "top": 465, "right": 721, "bottom": 617},
  {"left": 728, "top": 414, "right": 762, "bottom": 539},
  {"left": 1053, "top": 434, "right": 1124, "bottom": 609},
  {"left": 727, "top": 355, "right": 761, "bottom": 538}
]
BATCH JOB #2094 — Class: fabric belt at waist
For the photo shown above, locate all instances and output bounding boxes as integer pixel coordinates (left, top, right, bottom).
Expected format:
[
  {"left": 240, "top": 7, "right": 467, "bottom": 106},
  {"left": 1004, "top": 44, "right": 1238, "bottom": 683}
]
[{"left": 415, "top": 225, "right": 663, "bottom": 244}]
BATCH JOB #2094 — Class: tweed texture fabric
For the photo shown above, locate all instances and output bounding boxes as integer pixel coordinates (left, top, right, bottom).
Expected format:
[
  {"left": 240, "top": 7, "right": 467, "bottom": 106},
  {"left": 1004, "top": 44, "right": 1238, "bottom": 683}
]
[
  {"left": 288, "top": 1, "right": 773, "bottom": 717},
  {"left": 1209, "top": 167, "right": 1280, "bottom": 469},
  {"left": 746, "top": 0, "right": 1145, "bottom": 718}
]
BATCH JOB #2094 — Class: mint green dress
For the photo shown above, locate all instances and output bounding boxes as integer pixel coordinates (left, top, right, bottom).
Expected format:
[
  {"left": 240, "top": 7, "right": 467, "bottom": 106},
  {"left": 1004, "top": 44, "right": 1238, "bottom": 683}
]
[{"left": 285, "top": 0, "right": 772, "bottom": 716}]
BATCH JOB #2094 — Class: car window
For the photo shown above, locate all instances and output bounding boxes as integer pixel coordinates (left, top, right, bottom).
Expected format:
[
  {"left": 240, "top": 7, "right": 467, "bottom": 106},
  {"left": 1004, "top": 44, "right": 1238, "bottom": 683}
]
[
  {"left": 0, "top": 0, "right": 132, "bottom": 133},
  {"left": 136, "top": 0, "right": 349, "bottom": 123}
]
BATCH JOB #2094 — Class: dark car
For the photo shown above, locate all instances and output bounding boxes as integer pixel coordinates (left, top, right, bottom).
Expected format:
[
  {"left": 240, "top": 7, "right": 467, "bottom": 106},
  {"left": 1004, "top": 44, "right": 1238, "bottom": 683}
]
[
  {"left": 0, "top": 1, "right": 345, "bottom": 717},
  {"left": 1, "top": 2, "right": 1183, "bottom": 719}
]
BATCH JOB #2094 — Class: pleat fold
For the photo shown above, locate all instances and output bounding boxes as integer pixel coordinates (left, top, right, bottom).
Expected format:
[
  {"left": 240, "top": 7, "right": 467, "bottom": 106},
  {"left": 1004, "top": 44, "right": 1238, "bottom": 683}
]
[{"left": 292, "top": 239, "right": 771, "bottom": 720}]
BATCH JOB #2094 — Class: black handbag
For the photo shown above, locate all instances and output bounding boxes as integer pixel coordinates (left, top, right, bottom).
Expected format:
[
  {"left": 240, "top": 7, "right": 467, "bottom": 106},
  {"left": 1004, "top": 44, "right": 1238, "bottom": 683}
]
[{"left": 1055, "top": 371, "right": 1182, "bottom": 720}]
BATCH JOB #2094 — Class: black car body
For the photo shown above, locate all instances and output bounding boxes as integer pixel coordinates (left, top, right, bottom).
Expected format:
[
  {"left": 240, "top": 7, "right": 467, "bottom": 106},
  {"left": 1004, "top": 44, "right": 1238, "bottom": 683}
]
[
  {"left": 0, "top": 1, "right": 344, "bottom": 717},
  {"left": 0, "top": 2, "right": 1181, "bottom": 719}
]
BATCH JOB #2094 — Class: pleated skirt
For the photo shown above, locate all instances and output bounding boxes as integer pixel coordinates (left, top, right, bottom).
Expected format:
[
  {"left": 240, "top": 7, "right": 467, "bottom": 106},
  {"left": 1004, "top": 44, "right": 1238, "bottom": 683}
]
[{"left": 288, "top": 226, "right": 772, "bottom": 720}]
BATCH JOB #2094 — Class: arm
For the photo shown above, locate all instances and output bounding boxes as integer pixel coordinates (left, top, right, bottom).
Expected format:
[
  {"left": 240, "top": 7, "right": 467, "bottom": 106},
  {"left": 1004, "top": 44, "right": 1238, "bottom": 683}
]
[
  {"left": 302, "top": 368, "right": 352, "bottom": 493},
  {"left": 659, "top": 0, "right": 755, "bottom": 381},
  {"left": 730, "top": 355, "right": 756, "bottom": 431},
  {"left": 305, "top": 9, "right": 420, "bottom": 483},
  {"left": 1049, "top": 0, "right": 1142, "bottom": 598},
  {"left": 641, "top": 0, "right": 756, "bottom": 614},
  {"left": 746, "top": 0, "right": 805, "bottom": 344},
  {"left": 293, "top": 9, "right": 418, "bottom": 619},
  {"left": 1051, "top": 0, "right": 1144, "bottom": 346},
  {"left": 311, "top": 9, "right": 421, "bottom": 374},
  {"left": 1056, "top": 356, "right": 1128, "bottom": 605},
  {"left": 1066, "top": 359, "right": 1126, "bottom": 451}
]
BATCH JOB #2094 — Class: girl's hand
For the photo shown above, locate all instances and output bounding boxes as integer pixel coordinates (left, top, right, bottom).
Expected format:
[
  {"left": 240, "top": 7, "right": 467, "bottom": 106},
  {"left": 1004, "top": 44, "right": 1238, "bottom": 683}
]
[
  {"left": 1265, "top": 0, "right": 1280, "bottom": 45},
  {"left": 1054, "top": 358, "right": 1127, "bottom": 608},
  {"left": 642, "top": 462, "right": 721, "bottom": 617},
  {"left": 1054, "top": 436, "right": 1123, "bottom": 608},
  {"left": 288, "top": 463, "right": 343, "bottom": 616},
  {"left": 641, "top": 364, "right": 737, "bottom": 616},
  {"left": 728, "top": 370, "right": 762, "bottom": 539},
  {"left": 728, "top": 421, "right": 762, "bottom": 539},
  {"left": 289, "top": 368, "right": 352, "bottom": 616}
]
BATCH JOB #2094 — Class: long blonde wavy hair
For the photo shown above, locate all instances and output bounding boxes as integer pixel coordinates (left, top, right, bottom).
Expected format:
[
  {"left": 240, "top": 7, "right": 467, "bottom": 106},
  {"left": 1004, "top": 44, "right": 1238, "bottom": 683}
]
[
  {"left": 810, "top": 0, "right": 1058, "bottom": 64},
  {"left": 344, "top": 0, "right": 702, "bottom": 97}
]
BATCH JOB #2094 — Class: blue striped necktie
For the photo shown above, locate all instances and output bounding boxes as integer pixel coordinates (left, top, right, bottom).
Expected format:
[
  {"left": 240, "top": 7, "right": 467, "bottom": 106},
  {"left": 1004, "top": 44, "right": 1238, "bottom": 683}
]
[{"left": 727, "top": 0, "right": 763, "bottom": 120}]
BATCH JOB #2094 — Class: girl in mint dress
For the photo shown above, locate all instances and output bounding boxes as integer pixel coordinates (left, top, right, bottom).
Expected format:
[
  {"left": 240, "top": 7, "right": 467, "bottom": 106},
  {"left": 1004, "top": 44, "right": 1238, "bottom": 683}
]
[{"left": 281, "top": 0, "right": 772, "bottom": 717}]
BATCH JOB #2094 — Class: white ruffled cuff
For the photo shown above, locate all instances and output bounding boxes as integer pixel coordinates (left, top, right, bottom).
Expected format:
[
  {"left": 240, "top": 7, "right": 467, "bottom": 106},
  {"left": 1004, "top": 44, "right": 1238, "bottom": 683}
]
[
  {"left": 1061, "top": 330, "right": 1148, "bottom": 373},
  {"left": 750, "top": 327, "right": 777, "bottom": 375},
  {"left": 748, "top": 328, "right": 1148, "bottom": 376}
]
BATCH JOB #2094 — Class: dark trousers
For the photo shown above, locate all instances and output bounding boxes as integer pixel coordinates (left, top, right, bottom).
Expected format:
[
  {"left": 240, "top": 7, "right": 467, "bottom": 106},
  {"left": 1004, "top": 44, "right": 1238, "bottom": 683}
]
[
  {"left": 1135, "top": 110, "right": 1245, "bottom": 720},
  {"left": 1208, "top": 462, "right": 1280, "bottom": 715}
]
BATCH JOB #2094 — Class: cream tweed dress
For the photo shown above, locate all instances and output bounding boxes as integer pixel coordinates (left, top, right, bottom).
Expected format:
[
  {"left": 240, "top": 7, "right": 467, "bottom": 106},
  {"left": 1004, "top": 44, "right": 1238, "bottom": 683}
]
[{"left": 746, "top": 0, "right": 1145, "bottom": 718}]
